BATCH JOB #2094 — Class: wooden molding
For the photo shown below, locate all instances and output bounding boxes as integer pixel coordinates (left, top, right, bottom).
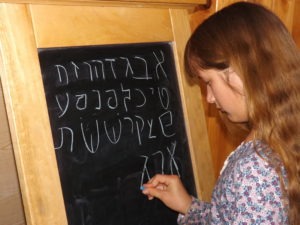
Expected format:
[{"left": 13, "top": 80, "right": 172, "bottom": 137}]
[{"left": 0, "top": 0, "right": 208, "bottom": 8}]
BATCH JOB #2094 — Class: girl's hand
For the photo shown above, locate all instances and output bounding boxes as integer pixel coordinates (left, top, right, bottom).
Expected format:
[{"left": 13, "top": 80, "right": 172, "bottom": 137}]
[{"left": 141, "top": 174, "right": 192, "bottom": 214}]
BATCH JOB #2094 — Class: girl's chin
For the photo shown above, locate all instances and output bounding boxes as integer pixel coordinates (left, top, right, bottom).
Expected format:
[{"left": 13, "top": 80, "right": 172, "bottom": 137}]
[
  {"left": 227, "top": 115, "right": 248, "bottom": 123},
  {"left": 225, "top": 113, "right": 238, "bottom": 122},
  {"left": 219, "top": 110, "right": 247, "bottom": 123}
]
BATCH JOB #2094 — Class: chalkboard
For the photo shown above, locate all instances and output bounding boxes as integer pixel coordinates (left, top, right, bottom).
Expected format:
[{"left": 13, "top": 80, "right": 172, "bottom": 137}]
[{"left": 38, "top": 42, "right": 196, "bottom": 225}]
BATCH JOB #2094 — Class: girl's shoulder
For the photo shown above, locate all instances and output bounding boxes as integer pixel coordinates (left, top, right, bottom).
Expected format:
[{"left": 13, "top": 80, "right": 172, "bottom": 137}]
[
  {"left": 222, "top": 140, "right": 287, "bottom": 187},
  {"left": 234, "top": 140, "right": 275, "bottom": 178},
  {"left": 234, "top": 140, "right": 284, "bottom": 171},
  {"left": 220, "top": 140, "right": 267, "bottom": 176}
]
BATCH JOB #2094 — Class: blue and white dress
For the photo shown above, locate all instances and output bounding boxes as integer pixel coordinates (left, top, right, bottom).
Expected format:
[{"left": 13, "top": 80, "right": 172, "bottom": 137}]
[{"left": 178, "top": 140, "right": 289, "bottom": 225}]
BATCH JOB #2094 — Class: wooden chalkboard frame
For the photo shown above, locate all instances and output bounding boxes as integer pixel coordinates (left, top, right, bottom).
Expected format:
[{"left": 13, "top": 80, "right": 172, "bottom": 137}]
[
  {"left": 38, "top": 42, "right": 198, "bottom": 225},
  {"left": 0, "top": 1, "right": 214, "bottom": 225}
]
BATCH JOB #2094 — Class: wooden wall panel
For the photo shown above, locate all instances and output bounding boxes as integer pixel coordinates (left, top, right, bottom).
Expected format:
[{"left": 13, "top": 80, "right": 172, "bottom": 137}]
[
  {"left": 270, "top": 0, "right": 295, "bottom": 31},
  {"left": 30, "top": 5, "right": 173, "bottom": 47},
  {"left": 216, "top": 0, "right": 295, "bottom": 31},
  {"left": 0, "top": 82, "right": 25, "bottom": 225},
  {"left": 292, "top": 0, "right": 300, "bottom": 47}
]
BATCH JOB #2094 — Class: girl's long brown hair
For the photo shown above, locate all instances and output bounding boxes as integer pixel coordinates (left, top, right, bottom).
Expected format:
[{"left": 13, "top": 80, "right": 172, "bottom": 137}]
[{"left": 185, "top": 2, "right": 300, "bottom": 224}]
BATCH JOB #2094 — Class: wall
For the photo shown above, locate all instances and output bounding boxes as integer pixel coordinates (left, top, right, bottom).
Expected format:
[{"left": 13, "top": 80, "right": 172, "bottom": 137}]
[
  {"left": 0, "top": 82, "right": 25, "bottom": 225},
  {"left": 292, "top": 0, "right": 300, "bottom": 46}
]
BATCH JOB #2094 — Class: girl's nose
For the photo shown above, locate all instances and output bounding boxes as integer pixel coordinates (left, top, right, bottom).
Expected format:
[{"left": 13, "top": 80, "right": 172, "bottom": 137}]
[{"left": 206, "top": 86, "right": 215, "bottom": 104}]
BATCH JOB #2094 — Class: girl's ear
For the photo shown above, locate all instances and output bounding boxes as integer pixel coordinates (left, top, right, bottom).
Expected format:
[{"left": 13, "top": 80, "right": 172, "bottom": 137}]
[
  {"left": 228, "top": 69, "right": 245, "bottom": 96},
  {"left": 228, "top": 67, "right": 234, "bottom": 73},
  {"left": 222, "top": 67, "right": 234, "bottom": 82},
  {"left": 223, "top": 67, "right": 234, "bottom": 76}
]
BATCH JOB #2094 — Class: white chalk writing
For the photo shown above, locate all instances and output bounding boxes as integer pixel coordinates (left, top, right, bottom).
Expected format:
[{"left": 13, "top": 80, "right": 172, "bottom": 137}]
[
  {"left": 139, "top": 141, "right": 180, "bottom": 186},
  {"left": 49, "top": 49, "right": 182, "bottom": 178}
]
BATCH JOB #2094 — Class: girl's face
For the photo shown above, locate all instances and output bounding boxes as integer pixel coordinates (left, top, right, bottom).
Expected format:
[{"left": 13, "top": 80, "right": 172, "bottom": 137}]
[{"left": 198, "top": 68, "right": 248, "bottom": 123}]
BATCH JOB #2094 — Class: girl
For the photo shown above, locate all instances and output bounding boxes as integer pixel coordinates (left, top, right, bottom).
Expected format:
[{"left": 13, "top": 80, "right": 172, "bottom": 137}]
[{"left": 142, "top": 2, "right": 300, "bottom": 224}]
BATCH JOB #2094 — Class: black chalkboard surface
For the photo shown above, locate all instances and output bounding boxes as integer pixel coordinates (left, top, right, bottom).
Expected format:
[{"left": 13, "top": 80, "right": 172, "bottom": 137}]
[{"left": 38, "top": 42, "right": 196, "bottom": 225}]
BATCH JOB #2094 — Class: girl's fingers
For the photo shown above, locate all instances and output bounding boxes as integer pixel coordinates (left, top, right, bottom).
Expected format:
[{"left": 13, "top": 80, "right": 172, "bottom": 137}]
[{"left": 145, "top": 174, "right": 171, "bottom": 187}]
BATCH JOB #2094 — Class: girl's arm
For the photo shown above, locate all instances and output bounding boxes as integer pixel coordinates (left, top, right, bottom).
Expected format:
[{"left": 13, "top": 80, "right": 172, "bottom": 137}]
[{"left": 177, "top": 196, "right": 212, "bottom": 225}]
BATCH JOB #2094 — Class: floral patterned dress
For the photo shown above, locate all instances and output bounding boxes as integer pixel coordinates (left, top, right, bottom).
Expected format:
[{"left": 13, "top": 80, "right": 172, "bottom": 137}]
[{"left": 178, "top": 140, "right": 289, "bottom": 225}]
